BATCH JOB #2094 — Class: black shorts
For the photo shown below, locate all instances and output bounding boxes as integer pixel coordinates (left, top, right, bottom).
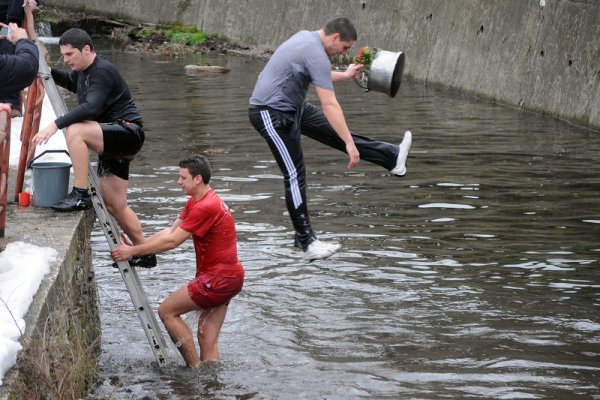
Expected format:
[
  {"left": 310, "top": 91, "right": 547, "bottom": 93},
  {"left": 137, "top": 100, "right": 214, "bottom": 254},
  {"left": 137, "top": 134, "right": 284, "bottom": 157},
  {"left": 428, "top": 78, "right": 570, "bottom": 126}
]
[{"left": 97, "top": 121, "right": 145, "bottom": 180}]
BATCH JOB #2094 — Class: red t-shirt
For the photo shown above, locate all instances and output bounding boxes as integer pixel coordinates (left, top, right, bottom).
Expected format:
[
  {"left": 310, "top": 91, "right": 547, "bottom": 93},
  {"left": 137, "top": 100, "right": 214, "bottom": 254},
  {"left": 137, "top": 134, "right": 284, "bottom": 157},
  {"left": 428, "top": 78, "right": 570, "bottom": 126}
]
[{"left": 179, "top": 189, "right": 244, "bottom": 278}]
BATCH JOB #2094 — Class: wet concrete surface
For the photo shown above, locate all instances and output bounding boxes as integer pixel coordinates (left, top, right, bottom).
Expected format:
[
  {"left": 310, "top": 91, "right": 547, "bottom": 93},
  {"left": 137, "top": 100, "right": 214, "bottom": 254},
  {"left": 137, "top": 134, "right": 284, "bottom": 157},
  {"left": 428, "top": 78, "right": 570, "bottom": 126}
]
[{"left": 1, "top": 169, "right": 85, "bottom": 252}]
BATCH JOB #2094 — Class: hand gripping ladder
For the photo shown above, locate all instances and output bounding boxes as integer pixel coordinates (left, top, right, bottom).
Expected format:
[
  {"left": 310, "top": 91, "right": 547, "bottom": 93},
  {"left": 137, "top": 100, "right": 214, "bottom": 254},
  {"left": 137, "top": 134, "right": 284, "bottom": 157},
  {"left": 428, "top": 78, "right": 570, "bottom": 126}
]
[{"left": 36, "top": 42, "right": 168, "bottom": 367}]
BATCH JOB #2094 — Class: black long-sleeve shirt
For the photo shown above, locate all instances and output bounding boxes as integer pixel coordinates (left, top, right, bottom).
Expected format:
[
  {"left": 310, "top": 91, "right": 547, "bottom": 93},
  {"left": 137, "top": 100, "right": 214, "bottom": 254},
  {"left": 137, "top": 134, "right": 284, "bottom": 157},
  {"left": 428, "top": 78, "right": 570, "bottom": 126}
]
[
  {"left": 52, "top": 55, "right": 142, "bottom": 129},
  {"left": 0, "top": 38, "right": 38, "bottom": 98}
]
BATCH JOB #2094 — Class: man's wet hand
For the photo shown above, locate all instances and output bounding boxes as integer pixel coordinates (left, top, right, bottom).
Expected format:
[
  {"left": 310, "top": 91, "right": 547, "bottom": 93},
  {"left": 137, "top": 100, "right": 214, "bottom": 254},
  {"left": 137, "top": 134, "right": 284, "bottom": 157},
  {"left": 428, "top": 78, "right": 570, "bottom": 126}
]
[
  {"left": 32, "top": 123, "right": 58, "bottom": 145},
  {"left": 6, "top": 23, "right": 28, "bottom": 44},
  {"left": 346, "top": 63, "right": 363, "bottom": 81},
  {"left": 346, "top": 143, "right": 360, "bottom": 169},
  {"left": 120, "top": 233, "right": 134, "bottom": 246},
  {"left": 111, "top": 244, "right": 133, "bottom": 261}
]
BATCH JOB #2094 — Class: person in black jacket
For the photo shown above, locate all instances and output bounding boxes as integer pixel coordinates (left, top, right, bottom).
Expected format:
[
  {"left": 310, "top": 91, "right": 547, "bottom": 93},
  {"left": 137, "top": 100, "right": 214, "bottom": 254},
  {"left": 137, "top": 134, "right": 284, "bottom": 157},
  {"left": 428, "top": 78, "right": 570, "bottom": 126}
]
[
  {"left": 32, "top": 28, "right": 155, "bottom": 267},
  {"left": 0, "top": 0, "right": 38, "bottom": 117},
  {"left": 1, "top": 22, "right": 37, "bottom": 141},
  {"left": 0, "top": 22, "right": 38, "bottom": 102}
]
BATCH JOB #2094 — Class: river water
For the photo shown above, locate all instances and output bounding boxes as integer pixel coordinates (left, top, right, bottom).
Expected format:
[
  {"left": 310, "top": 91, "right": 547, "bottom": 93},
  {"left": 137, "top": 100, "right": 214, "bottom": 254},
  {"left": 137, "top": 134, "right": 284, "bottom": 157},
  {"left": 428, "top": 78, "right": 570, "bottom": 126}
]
[{"left": 79, "top": 45, "right": 600, "bottom": 399}]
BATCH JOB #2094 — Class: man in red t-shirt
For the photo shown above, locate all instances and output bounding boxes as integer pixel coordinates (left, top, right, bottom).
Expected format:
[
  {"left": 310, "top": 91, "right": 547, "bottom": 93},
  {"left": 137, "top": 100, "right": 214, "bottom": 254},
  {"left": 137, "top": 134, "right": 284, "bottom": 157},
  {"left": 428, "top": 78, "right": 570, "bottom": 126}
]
[{"left": 111, "top": 155, "right": 244, "bottom": 368}]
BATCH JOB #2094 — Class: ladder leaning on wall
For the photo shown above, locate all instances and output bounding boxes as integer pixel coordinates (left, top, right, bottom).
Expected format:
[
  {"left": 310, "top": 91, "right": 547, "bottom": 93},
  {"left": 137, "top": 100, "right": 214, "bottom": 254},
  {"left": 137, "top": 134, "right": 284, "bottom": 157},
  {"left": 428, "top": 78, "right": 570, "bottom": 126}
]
[{"left": 35, "top": 42, "right": 169, "bottom": 367}]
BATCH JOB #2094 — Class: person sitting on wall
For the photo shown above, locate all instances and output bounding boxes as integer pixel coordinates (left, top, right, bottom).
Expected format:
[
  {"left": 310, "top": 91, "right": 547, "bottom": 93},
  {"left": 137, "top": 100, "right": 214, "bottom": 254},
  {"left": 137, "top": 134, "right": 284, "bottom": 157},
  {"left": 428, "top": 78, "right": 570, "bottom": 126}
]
[
  {"left": 31, "top": 28, "right": 156, "bottom": 268},
  {"left": 111, "top": 155, "right": 245, "bottom": 368}
]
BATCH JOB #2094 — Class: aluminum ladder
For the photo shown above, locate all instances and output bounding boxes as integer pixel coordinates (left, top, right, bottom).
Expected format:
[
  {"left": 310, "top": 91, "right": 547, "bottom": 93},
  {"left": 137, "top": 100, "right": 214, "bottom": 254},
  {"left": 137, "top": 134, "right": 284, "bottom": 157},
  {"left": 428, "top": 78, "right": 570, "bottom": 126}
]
[{"left": 36, "top": 42, "right": 169, "bottom": 367}]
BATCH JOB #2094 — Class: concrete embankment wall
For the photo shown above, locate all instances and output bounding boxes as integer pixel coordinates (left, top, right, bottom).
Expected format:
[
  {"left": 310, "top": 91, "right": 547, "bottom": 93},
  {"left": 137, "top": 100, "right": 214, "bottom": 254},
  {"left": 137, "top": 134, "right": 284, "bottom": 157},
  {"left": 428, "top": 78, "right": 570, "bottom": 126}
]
[
  {"left": 44, "top": 0, "right": 600, "bottom": 130},
  {"left": 0, "top": 207, "right": 99, "bottom": 399}
]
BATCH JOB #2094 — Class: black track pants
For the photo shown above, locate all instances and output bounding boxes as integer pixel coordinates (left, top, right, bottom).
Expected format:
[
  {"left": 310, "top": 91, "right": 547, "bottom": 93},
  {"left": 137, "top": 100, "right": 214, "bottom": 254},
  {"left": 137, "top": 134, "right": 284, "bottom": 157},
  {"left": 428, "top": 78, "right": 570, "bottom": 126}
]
[{"left": 248, "top": 102, "right": 400, "bottom": 249}]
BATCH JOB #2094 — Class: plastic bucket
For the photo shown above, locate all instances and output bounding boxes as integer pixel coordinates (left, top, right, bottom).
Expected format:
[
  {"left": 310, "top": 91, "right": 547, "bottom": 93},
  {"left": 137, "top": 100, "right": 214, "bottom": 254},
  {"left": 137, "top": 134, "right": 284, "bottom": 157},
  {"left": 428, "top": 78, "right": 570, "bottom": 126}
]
[
  {"left": 29, "top": 150, "right": 71, "bottom": 207},
  {"left": 366, "top": 50, "right": 406, "bottom": 98}
]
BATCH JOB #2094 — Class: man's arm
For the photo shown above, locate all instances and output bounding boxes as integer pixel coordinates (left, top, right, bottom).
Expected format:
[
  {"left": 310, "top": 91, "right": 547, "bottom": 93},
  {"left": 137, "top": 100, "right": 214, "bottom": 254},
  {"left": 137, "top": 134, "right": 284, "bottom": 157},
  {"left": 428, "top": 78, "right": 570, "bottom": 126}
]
[
  {"left": 22, "top": 5, "right": 37, "bottom": 41},
  {"left": 0, "top": 104, "right": 11, "bottom": 143},
  {"left": 33, "top": 61, "right": 113, "bottom": 145},
  {"left": 50, "top": 68, "right": 78, "bottom": 93},
  {"left": 331, "top": 63, "right": 362, "bottom": 83},
  {"left": 0, "top": 24, "right": 38, "bottom": 96},
  {"left": 111, "top": 218, "right": 191, "bottom": 261},
  {"left": 315, "top": 86, "right": 360, "bottom": 169},
  {"left": 54, "top": 62, "right": 114, "bottom": 128}
]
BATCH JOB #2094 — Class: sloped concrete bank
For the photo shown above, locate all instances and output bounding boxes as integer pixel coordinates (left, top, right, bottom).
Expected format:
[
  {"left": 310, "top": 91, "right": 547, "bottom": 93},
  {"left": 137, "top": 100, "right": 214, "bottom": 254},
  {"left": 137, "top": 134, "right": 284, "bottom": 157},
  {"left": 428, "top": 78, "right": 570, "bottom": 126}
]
[
  {"left": 43, "top": 0, "right": 600, "bottom": 130},
  {"left": 0, "top": 204, "right": 100, "bottom": 399}
]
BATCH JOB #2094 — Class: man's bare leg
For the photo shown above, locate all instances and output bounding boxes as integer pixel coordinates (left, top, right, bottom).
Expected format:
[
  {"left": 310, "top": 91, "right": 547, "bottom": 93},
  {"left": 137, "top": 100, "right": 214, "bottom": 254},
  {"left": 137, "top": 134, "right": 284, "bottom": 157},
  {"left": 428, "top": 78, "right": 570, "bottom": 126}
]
[
  {"left": 158, "top": 285, "right": 203, "bottom": 368},
  {"left": 63, "top": 121, "right": 104, "bottom": 189},
  {"left": 100, "top": 173, "right": 145, "bottom": 245},
  {"left": 197, "top": 304, "right": 228, "bottom": 362},
  {"left": 50, "top": 121, "right": 103, "bottom": 211}
]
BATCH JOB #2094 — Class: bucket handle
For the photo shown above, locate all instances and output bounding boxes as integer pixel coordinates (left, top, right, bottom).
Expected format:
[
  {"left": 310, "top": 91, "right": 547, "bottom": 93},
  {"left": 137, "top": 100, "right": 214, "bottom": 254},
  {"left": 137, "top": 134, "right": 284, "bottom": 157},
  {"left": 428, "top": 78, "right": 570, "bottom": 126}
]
[
  {"left": 27, "top": 149, "right": 71, "bottom": 169},
  {"left": 354, "top": 70, "right": 369, "bottom": 91}
]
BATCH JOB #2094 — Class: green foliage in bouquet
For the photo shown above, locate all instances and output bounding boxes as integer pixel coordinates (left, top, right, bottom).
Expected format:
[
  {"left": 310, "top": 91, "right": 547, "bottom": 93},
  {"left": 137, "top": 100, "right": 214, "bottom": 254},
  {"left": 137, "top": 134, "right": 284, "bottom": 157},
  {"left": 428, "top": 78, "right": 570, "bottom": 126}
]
[{"left": 353, "top": 47, "right": 374, "bottom": 67}]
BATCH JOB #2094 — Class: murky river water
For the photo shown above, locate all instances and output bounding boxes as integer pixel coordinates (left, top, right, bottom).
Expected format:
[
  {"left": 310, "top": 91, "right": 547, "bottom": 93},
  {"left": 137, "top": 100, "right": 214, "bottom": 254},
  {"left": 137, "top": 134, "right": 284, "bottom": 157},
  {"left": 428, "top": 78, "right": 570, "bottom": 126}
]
[{"left": 79, "top": 45, "right": 600, "bottom": 399}]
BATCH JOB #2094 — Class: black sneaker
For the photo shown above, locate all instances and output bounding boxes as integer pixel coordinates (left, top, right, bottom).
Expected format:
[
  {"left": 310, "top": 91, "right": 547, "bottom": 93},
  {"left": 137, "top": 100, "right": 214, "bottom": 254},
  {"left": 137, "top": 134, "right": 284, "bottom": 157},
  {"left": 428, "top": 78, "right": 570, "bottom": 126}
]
[
  {"left": 112, "top": 254, "right": 157, "bottom": 269},
  {"left": 51, "top": 189, "right": 92, "bottom": 212},
  {"left": 131, "top": 254, "right": 157, "bottom": 268}
]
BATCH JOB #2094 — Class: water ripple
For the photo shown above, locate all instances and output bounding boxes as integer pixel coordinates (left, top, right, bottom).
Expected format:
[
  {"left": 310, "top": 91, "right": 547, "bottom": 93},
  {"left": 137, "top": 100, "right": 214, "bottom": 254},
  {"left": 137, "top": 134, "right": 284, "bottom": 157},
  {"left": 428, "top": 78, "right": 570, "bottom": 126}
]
[{"left": 85, "top": 49, "right": 600, "bottom": 400}]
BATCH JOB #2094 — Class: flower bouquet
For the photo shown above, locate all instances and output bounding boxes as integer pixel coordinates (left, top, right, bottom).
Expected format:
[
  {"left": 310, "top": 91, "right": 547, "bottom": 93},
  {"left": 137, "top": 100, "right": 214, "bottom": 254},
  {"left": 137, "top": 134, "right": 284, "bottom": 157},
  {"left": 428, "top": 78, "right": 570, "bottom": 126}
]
[
  {"left": 352, "top": 47, "right": 376, "bottom": 91},
  {"left": 353, "top": 47, "right": 375, "bottom": 68}
]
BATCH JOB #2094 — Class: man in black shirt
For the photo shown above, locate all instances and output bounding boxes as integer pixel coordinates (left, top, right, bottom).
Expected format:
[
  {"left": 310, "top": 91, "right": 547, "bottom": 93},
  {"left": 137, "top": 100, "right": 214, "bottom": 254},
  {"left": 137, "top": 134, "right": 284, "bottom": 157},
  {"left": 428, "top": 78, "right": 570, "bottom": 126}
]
[{"left": 32, "top": 28, "right": 155, "bottom": 267}]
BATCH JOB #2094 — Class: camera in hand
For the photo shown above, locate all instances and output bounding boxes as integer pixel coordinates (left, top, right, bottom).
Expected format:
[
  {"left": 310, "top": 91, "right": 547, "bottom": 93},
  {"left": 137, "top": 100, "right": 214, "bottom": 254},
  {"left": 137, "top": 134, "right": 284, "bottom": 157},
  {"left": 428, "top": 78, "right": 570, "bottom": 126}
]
[{"left": 0, "top": 26, "right": 10, "bottom": 36}]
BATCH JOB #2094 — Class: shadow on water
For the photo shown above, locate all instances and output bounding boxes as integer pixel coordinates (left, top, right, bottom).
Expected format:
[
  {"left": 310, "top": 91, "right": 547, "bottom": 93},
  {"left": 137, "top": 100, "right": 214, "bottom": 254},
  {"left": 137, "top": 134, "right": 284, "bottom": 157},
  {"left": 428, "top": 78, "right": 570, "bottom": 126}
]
[{"left": 83, "top": 44, "right": 600, "bottom": 399}]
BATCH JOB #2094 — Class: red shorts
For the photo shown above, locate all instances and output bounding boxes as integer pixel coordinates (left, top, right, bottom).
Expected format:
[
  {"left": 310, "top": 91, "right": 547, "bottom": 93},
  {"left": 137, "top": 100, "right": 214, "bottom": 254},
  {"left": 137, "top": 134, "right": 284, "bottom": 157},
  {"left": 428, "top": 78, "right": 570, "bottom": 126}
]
[{"left": 187, "top": 273, "right": 244, "bottom": 309}]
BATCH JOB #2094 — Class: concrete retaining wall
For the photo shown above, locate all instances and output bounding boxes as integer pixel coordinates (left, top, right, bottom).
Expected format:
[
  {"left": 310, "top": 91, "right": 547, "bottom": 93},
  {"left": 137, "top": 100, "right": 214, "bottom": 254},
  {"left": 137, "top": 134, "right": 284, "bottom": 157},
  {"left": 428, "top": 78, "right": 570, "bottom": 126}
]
[
  {"left": 42, "top": 0, "right": 600, "bottom": 130},
  {"left": 0, "top": 209, "right": 99, "bottom": 399}
]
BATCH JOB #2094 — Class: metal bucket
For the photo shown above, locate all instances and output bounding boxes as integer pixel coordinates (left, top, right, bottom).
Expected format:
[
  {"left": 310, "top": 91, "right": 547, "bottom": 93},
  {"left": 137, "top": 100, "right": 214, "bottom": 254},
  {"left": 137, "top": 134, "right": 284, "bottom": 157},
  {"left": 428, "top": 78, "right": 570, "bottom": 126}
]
[
  {"left": 365, "top": 50, "right": 406, "bottom": 98},
  {"left": 28, "top": 150, "right": 71, "bottom": 207}
]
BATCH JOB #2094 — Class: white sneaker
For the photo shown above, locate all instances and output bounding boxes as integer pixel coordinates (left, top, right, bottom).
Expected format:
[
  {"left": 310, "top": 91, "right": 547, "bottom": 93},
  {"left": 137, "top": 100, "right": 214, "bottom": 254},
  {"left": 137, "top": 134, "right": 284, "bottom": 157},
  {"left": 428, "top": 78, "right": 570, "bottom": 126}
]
[
  {"left": 390, "top": 130, "right": 412, "bottom": 177},
  {"left": 303, "top": 240, "right": 341, "bottom": 261}
]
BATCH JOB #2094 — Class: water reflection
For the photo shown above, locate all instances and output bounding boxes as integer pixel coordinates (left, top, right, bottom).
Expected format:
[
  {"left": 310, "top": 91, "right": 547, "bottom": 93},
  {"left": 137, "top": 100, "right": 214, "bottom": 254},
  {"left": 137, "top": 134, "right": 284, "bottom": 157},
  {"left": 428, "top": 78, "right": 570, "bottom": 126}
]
[{"left": 84, "top": 44, "right": 600, "bottom": 399}]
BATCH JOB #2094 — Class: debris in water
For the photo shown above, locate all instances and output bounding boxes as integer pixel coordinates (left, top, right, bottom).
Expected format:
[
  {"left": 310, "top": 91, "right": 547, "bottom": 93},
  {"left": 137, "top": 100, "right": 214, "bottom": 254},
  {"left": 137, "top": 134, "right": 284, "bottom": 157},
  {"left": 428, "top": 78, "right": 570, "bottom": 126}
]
[{"left": 184, "top": 65, "right": 231, "bottom": 75}]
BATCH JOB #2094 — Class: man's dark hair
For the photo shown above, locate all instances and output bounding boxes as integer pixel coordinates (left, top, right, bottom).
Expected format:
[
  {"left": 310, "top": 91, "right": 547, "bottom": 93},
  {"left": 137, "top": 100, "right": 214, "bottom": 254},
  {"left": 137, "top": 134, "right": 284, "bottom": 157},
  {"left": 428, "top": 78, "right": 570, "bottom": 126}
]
[
  {"left": 323, "top": 17, "right": 357, "bottom": 42},
  {"left": 59, "top": 28, "right": 94, "bottom": 51},
  {"left": 179, "top": 154, "right": 211, "bottom": 184}
]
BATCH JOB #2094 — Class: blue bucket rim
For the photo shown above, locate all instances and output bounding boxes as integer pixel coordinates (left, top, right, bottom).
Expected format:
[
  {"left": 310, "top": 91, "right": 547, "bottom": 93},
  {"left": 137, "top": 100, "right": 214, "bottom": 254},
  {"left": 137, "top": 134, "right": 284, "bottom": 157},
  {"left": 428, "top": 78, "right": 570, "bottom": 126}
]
[{"left": 31, "top": 162, "right": 72, "bottom": 168}]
